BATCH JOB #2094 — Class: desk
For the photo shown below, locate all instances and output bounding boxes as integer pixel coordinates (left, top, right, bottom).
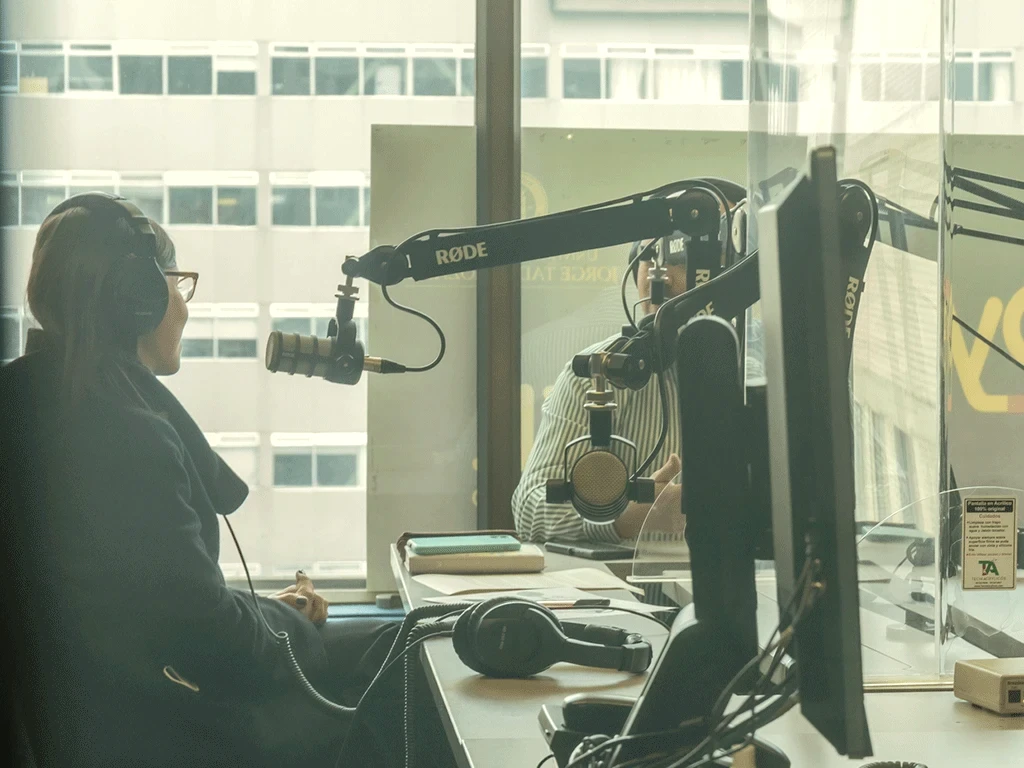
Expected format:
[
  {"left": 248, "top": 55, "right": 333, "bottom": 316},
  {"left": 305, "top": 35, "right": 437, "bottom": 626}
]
[{"left": 390, "top": 547, "right": 1023, "bottom": 768}]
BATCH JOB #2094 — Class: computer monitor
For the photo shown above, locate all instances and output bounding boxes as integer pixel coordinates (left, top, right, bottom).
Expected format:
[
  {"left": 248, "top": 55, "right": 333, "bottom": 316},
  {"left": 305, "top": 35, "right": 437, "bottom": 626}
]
[{"left": 757, "top": 145, "right": 873, "bottom": 758}]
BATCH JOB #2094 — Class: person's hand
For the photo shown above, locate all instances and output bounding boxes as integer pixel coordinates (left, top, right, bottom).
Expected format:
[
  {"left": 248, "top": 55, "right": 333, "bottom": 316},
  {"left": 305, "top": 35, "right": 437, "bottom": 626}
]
[
  {"left": 269, "top": 570, "right": 329, "bottom": 626},
  {"left": 651, "top": 454, "right": 685, "bottom": 535}
]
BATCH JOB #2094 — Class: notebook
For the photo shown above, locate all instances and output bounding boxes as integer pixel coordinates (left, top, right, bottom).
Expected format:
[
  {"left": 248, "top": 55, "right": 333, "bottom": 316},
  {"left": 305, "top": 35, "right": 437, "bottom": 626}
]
[{"left": 405, "top": 542, "right": 546, "bottom": 575}]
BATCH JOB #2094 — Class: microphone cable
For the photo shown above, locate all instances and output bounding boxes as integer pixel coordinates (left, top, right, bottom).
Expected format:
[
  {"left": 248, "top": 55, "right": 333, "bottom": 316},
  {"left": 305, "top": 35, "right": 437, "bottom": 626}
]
[{"left": 380, "top": 283, "right": 447, "bottom": 373}]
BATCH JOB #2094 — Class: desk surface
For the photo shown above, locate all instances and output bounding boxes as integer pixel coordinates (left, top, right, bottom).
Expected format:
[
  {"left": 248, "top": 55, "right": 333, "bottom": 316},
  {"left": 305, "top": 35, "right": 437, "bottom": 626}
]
[{"left": 390, "top": 547, "right": 1023, "bottom": 768}]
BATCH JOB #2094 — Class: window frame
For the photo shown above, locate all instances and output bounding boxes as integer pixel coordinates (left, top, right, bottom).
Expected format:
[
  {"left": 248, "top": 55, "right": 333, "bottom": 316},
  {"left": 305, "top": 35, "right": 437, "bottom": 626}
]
[
  {"left": 410, "top": 45, "right": 461, "bottom": 98},
  {"left": 270, "top": 433, "right": 368, "bottom": 490},
  {"left": 66, "top": 41, "right": 115, "bottom": 93},
  {"left": 15, "top": 40, "right": 67, "bottom": 95},
  {"left": 180, "top": 302, "right": 261, "bottom": 360},
  {"left": 205, "top": 432, "right": 262, "bottom": 486},
  {"left": 311, "top": 43, "right": 362, "bottom": 97},
  {"left": 164, "top": 171, "right": 258, "bottom": 228},
  {"left": 166, "top": 42, "right": 215, "bottom": 96},
  {"left": 1, "top": 41, "right": 19, "bottom": 94},
  {"left": 271, "top": 42, "right": 313, "bottom": 96},
  {"left": 214, "top": 42, "right": 258, "bottom": 96}
]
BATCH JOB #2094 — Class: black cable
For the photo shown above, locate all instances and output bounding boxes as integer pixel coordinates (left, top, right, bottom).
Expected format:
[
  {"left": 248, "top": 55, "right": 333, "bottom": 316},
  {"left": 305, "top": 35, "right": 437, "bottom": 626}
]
[
  {"left": 623, "top": 239, "right": 658, "bottom": 331},
  {"left": 953, "top": 314, "right": 1024, "bottom": 374},
  {"left": 334, "top": 632, "right": 451, "bottom": 768},
  {"left": 635, "top": 370, "right": 670, "bottom": 479},
  {"left": 380, "top": 283, "right": 447, "bottom": 373},
  {"left": 563, "top": 719, "right": 706, "bottom": 768},
  {"left": 224, "top": 516, "right": 354, "bottom": 716},
  {"left": 536, "top": 754, "right": 557, "bottom": 768}
]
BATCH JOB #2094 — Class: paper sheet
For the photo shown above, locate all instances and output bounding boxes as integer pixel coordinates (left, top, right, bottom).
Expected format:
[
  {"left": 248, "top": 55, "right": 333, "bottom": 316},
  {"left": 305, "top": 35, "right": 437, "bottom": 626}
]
[
  {"left": 421, "top": 587, "right": 666, "bottom": 620},
  {"left": 411, "top": 566, "right": 645, "bottom": 596}
]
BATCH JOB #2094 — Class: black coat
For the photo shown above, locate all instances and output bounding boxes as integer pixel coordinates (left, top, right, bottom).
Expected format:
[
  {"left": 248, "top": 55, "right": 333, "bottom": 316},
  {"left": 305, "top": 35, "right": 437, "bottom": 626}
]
[{"left": 0, "top": 336, "right": 347, "bottom": 767}]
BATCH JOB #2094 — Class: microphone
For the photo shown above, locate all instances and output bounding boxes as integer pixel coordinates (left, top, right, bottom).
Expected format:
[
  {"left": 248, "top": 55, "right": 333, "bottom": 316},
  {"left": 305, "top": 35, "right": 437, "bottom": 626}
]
[
  {"left": 265, "top": 267, "right": 402, "bottom": 385},
  {"left": 546, "top": 358, "right": 655, "bottom": 524}
]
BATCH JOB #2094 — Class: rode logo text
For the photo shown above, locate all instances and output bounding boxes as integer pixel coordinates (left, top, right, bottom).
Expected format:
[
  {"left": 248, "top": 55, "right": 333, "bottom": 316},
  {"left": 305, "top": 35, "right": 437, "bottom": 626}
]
[{"left": 435, "top": 242, "right": 489, "bottom": 266}]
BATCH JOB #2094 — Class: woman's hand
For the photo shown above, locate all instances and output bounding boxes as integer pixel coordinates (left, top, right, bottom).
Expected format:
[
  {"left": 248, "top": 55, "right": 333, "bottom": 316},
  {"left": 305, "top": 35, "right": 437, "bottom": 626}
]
[{"left": 269, "top": 570, "right": 329, "bottom": 626}]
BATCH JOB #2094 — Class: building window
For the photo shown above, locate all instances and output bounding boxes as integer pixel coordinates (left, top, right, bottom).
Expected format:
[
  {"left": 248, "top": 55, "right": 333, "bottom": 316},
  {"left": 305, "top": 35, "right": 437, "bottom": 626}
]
[
  {"left": 721, "top": 60, "right": 744, "bottom": 100},
  {"left": 206, "top": 433, "right": 261, "bottom": 486},
  {"left": 952, "top": 51, "right": 1015, "bottom": 102},
  {"left": 563, "top": 57, "right": 601, "bottom": 99},
  {"left": 168, "top": 53, "right": 213, "bottom": 95},
  {"left": 272, "top": 185, "right": 312, "bottom": 226},
  {"left": 169, "top": 186, "right": 214, "bottom": 225},
  {"left": 1, "top": 173, "right": 18, "bottom": 227},
  {"left": 316, "top": 186, "right": 360, "bottom": 226},
  {"left": 2, "top": 307, "right": 23, "bottom": 362},
  {"left": 522, "top": 47, "right": 549, "bottom": 98},
  {"left": 19, "top": 173, "right": 68, "bottom": 226},
  {"left": 119, "top": 54, "right": 163, "bottom": 94},
  {"left": 273, "top": 45, "right": 311, "bottom": 95},
  {"left": 894, "top": 427, "right": 916, "bottom": 511},
  {"left": 870, "top": 411, "right": 890, "bottom": 520},
  {"left": 271, "top": 433, "right": 366, "bottom": 489},
  {"left": 68, "top": 44, "right": 113, "bottom": 91},
  {"left": 118, "top": 174, "right": 165, "bottom": 224},
  {"left": 167, "top": 173, "right": 257, "bottom": 226},
  {"left": 315, "top": 48, "right": 360, "bottom": 95},
  {"left": 364, "top": 51, "right": 407, "bottom": 95},
  {"left": 1, "top": 42, "right": 17, "bottom": 93},
  {"left": 270, "top": 303, "right": 369, "bottom": 349},
  {"left": 751, "top": 59, "right": 799, "bottom": 103},
  {"left": 604, "top": 49, "right": 648, "bottom": 100},
  {"left": 181, "top": 304, "right": 259, "bottom": 360},
  {"left": 413, "top": 53, "right": 457, "bottom": 96},
  {"left": 215, "top": 44, "right": 257, "bottom": 95},
  {"left": 217, "top": 186, "right": 257, "bottom": 226},
  {"left": 19, "top": 42, "right": 65, "bottom": 94}
]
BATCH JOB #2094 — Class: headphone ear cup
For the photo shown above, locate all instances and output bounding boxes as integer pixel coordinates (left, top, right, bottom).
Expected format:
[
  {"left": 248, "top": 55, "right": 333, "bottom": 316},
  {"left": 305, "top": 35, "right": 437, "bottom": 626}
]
[
  {"left": 453, "top": 597, "right": 564, "bottom": 678},
  {"left": 110, "top": 254, "right": 168, "bottom": 337}
]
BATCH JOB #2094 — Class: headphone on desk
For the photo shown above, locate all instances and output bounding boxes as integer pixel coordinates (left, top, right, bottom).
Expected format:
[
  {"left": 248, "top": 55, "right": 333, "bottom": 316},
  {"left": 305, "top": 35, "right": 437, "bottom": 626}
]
[
  {"left": 44, "top": 192, "right": 169, "bottom": 338},
  {"left": 452, "top": 597, "right": 653, "bottom": 679}
]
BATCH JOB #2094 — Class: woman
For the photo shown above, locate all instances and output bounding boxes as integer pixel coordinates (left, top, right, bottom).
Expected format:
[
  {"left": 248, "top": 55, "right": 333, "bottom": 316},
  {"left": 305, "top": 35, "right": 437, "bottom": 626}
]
[{"left": 0, "top": 195, "right": 415, "bottom": 768}]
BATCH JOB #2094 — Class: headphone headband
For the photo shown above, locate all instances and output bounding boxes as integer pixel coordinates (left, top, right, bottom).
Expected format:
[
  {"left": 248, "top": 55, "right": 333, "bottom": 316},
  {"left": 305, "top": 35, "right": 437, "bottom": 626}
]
[{"left": 43, "top": 191, "right": 169, "bottom": 337}]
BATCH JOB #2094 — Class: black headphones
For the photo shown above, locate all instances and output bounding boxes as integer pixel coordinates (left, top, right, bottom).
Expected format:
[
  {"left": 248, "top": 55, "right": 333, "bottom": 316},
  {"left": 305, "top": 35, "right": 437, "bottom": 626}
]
[
  {"left": 45, "top": 191, "right": 169, "bottom": 337},
  {"left": 451, "top": 597, "right": 653, "bottom": 679}
]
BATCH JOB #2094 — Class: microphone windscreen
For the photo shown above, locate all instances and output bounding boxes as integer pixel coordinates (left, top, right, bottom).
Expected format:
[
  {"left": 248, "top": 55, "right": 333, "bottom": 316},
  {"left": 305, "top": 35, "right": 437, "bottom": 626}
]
[
  {"left": 571, "top": 450, "right": 630, "bottom": 524},
  {"left": 265, "top": 331, "right": 335, "bottom": 378}
]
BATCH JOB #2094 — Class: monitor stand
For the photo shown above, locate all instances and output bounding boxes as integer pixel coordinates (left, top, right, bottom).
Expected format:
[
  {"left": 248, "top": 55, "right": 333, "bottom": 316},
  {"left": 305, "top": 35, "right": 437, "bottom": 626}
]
[{"left": 538, "top": 317, "right": 791, "bottom": 768}]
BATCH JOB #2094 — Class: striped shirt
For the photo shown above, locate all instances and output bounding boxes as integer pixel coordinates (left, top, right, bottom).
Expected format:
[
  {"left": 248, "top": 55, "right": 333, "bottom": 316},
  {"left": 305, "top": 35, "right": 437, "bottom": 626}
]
[{"left": 512, "top": 334, "right": 680, "bottom": 544}]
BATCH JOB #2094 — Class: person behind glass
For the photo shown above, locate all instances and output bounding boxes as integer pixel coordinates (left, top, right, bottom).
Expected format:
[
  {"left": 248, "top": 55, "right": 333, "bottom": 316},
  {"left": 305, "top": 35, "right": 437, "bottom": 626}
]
[
  {"left": 0, "top": 194, "right": 438, "bottom": 768},
  {"left": 512, "top": 241, "right": 686, "bottom": 544}
]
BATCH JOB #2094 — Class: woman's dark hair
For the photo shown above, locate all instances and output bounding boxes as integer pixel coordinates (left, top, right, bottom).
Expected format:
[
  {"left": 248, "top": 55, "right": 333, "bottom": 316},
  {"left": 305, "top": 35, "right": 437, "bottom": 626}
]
[{"left": 26, "top": 205, "right": 176, "bottom": 407}]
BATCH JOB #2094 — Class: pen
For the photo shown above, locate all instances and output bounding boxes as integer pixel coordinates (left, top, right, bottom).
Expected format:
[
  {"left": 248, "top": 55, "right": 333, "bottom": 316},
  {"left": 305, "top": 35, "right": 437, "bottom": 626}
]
[{"left": 538, "top": 598, "right": 611, "bottom": 609}]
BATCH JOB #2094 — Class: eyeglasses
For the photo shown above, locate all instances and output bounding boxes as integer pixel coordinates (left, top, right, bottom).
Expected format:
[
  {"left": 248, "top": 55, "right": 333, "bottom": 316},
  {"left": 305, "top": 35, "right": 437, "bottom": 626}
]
[{"left": 165, "top": 271, "right": 199, "bottom": 303}]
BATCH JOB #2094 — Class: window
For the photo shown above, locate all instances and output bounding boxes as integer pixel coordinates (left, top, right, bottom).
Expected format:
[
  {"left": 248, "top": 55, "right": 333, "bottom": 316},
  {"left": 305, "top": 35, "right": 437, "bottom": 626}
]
[
  {"left": 1, "top": 173, "right": 18, "bottom": 227},
  {"left": 272, "top": 183, "right": 312, "bottom": 226},
  {"left": 605, "top": 49, "right": 648, "bottom": 100},
  {"left": 273, "top": 45, "right": 311, "bottom": 95},
  {"left": 168, "top": 51, "right": 213, "bottom": 95},
  {"left": 460, "top": 54, "right": 475, "bottom": 96},
  {"left": 271, "top": 433, "right": 366, "bottom": 489},
  {"left": 119, "top": 54, "right": 163, "bottom": 94},
  {"left": 19, "top": 43, "right": 64, "bottom": 93},
  {"left": 362, "top": 187, "right": 371, "bottom": 227},
  {"left": 364, "top": 50, "right": 407, "bottom": 95},
  {"left": 979, "top": 53, "right": 1014, "bottom": 101},
  {"left": 169, "top": 186, "right": 214, "bottom": 224},
  {"left": 181, "top": 304, "right": 259, "bottom": 359},
  {"left": 522, "top": 47, "right": 549, "bottom": 98},
  {"left": 1, "top": 42, "right": 17, "bottom": 93},
  {"left": 67, "top": 172, "right": 117, "bottom": 200},
  {"left": 870, "top": 411, "right": 890, "bottom": 520},
  {"left": 206, "top": 433, "right": 261, "bottom": 486},
  {"left": 721, "top": 60, "right": 744, "bottom": 100},
  {"left": 20, "top": 173, "right": 68, "bottom": 225},
  {"left": 215, "top": 44, "right": 258, "bottom": 95},
  {"left": 118, "top": 174, "right": 165, "bottom": 224},
  {"left": 563, "top": 57, "right": 601, "bottom": 99},
  {"left": 217, "top": 186, "right": 257, "bottom": 227},
  {"left": 2, "top": 307, "right": 23, "bottom": 362},
  {"left": 413, "top": 50, "right": 457, "bottom": 96},
  {"left": 858, "top": 54, "right": 953, "bottom": 102},
  {"left": 270, "top": 303, "right": 369, "bottom": 349},
  {"left": 316, "top": 186, "right": 360, "bottom": 226},
  {"left": 167, "top": 173, "right": 256, "bottom": 226},
  {"left": 315, "top": 46, "right": 360, "bottom": 95},
  {"left": 68, "top": 44, "right": 113, "bottom": 91}
]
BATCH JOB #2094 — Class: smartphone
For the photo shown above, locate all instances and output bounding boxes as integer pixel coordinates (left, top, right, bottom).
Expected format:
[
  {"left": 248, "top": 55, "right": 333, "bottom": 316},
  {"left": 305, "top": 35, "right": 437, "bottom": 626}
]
[
  {"left": 406, "top": 534, "right": 522, "bottom": 557},
  {"left": 544, "top": 540, "right": 635, "bottom": 560}
]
